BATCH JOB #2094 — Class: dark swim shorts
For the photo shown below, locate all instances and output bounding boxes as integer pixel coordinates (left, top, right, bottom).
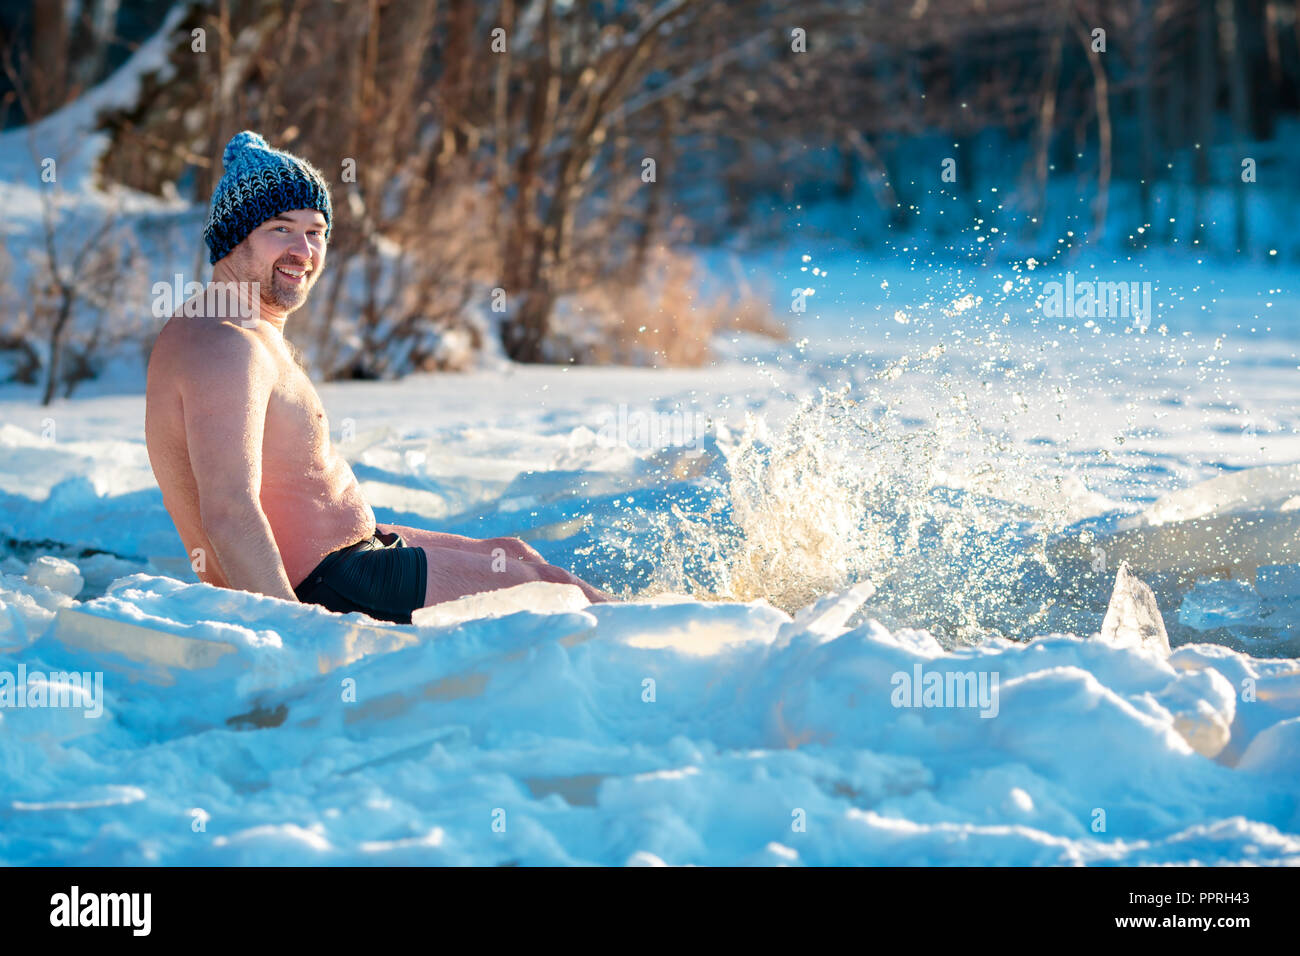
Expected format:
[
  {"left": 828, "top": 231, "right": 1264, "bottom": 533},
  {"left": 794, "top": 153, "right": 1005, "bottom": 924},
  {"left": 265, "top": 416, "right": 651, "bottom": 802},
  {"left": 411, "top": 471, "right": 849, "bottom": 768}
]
[{"left": 294, "top": 529, "right": 428, "bottom": 624}]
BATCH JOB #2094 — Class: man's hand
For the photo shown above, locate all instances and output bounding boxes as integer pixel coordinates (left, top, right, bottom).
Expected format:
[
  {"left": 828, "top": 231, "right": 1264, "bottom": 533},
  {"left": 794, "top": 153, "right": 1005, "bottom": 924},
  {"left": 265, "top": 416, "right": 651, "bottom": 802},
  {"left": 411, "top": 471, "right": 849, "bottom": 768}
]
[{"left": 180, "top": 323, "right": 298, "bottom": 602}]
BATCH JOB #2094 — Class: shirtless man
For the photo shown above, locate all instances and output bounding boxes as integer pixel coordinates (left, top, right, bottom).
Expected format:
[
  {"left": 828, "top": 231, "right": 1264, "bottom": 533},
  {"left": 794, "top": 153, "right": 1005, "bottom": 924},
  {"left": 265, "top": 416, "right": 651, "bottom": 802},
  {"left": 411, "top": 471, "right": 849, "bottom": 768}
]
[{"left": 145, "top": 130, "right": 614, "bottom": 623}]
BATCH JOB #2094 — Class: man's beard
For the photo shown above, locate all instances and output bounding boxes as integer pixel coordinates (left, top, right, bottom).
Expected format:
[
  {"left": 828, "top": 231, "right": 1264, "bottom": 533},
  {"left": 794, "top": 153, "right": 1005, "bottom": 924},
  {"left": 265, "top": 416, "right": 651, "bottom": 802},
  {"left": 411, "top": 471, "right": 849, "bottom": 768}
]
[{"left": 264, "top": 257, "right": 316, "bottom": 312}]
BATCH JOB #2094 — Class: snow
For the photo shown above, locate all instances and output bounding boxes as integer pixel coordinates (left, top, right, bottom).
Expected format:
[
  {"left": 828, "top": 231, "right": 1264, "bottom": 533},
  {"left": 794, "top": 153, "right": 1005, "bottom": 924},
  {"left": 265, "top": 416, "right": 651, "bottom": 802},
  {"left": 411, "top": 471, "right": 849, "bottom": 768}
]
[
  {"left": 11, "top": 583, "right": 1297, "bottom": 865},
  {"left": 2, "top": 7, "right": 1300, "bottom": 867},
  {"left": 3, "top": 220, "right": 1300, "bottom": 864},
  {"left": 2, "top": 322, "right": 1300, "bottom": 864},
  {"left": 2, "top": 205, "right": 1300, "bottom": 864},
  {"left": 24, "top": 556, "right": 84, "bottom": 598}
]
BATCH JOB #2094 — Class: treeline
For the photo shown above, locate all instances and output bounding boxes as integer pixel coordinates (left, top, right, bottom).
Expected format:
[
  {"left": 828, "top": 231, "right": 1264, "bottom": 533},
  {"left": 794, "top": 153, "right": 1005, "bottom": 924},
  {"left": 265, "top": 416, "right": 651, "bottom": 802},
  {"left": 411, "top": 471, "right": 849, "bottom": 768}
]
[{"left": 3, "top": 0, "right": 1299, "bottom": 379}]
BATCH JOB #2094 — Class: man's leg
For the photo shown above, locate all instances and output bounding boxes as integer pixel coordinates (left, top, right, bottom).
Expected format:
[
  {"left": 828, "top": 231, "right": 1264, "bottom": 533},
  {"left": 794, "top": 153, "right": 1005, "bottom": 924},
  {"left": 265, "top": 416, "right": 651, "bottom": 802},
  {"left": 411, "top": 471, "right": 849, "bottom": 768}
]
[
  {"left": 379, "top": 523, "right": 549, "bottom": 563},
  {"left": 377, "top": 523, "right": 617, "bottom": 604},
  {"left": 417, "top": 544, "right": 617, "bottom": 605}
]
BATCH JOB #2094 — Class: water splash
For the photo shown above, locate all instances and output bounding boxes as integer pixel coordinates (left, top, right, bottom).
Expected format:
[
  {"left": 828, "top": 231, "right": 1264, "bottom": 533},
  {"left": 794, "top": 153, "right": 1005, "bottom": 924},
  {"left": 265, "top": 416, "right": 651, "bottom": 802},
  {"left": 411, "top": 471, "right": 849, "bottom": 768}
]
[{"left": 619, "top": 355, "right": 1086, "bottom": 645}]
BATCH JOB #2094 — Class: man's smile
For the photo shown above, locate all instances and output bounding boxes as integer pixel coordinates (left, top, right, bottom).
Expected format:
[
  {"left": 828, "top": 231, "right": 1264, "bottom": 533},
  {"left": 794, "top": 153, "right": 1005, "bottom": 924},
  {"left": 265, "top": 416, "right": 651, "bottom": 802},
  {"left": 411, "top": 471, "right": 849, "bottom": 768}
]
[{"left": 275, "top": 263, "right": 309, "bottom": 284}]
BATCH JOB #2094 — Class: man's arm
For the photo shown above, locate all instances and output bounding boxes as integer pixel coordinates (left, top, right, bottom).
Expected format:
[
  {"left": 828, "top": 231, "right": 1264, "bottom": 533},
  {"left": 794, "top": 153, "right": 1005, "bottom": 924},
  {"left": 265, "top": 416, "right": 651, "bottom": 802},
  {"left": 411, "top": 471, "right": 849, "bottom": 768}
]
[{"left": 181, "top": 326, "right": 298, "bottom": 602}]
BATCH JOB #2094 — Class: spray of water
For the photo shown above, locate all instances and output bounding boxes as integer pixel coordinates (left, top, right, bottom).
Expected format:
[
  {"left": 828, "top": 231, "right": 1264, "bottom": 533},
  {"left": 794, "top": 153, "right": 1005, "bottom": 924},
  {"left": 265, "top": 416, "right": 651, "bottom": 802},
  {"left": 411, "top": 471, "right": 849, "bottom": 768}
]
[
  {"left": 618, "top": 350, "right": 1084, "bottom": 645},
  {"left": 592, "top": 251, "right": 1264, "bottom": 642}
]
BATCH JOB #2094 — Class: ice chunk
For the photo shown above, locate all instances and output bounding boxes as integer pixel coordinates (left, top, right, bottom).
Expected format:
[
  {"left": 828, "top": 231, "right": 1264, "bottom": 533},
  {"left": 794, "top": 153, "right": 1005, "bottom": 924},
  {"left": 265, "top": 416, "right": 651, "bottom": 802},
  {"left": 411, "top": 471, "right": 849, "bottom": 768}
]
[
  {"left": 1255, "top": 564, "right": 1300, "bottom": 602},
  {"left": 1177, "top": 578, "right": 1262, "bottom": 631},
  {"left": 1099, "top": 562, "right": 1170, "bottom": 655},
  {"left": 1142, "top": 463, "right": 1300, "bottom": 526},
  {"left": 52, "top": 606, "right": 239, "bottom": 685},
  {"left": 775, "top": 580, "right": 876, "bottom": 647},
  {"left": 412, "top": 581, "right": 590, "bottom": 628},
  {"left": 24, "top": 556, "right": 84, "bottom": 598}
]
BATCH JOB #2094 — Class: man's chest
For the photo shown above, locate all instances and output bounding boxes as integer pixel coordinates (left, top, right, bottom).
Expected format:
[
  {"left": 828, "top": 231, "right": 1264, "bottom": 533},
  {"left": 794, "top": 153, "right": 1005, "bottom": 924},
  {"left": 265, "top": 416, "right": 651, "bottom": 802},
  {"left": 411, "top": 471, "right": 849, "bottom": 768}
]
[{"left": 264, "top": 360, "right": 332, "bottom": 463}]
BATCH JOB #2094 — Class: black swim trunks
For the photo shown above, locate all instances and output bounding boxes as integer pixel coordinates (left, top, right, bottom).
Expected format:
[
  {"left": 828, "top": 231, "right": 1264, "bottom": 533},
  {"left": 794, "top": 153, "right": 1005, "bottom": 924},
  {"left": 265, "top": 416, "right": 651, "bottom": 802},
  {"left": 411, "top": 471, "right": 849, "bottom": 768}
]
[{"left": 294, "top": 529, "right": 428, "bottom": 624}]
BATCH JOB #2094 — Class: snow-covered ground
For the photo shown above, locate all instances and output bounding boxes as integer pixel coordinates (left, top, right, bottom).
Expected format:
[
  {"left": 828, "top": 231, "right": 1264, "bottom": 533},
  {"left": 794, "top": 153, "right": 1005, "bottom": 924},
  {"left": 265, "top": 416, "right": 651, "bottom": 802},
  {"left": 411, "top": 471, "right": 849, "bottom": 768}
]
[
  {"left": 3, "top": 273, "right": 1300, "bottom": 864},
  {"left": 3, "top": 11, "right": 1299, "bottom": 865}
]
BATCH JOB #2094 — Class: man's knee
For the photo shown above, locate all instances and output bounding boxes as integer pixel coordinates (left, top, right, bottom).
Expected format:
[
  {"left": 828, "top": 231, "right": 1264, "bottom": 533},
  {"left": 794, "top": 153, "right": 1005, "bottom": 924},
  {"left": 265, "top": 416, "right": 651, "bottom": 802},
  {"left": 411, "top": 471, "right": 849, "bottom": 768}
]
[
  {"left": 532, "top": 562, "right": 577, "bottom": 586},
  {"left": 486, "top": 536, "right": 545, "bottom": 563}
]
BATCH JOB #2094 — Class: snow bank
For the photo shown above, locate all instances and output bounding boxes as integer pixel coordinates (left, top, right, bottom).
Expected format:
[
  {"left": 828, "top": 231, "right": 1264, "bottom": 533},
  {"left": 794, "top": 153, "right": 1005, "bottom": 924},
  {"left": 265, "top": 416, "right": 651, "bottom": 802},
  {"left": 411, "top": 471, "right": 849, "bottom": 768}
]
[
  {"left": 2, "top": 295, "right": 1299, "bottom": 863},
  {"left": 1, "top": 559, "right": 1297, "bottom": 865}
]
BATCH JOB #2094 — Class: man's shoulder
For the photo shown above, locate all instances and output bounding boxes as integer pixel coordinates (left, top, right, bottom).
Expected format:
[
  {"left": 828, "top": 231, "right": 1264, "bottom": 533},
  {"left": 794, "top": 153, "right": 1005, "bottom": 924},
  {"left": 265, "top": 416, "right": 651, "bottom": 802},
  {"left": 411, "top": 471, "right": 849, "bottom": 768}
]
[{"left": 157, "top": 315, "right": 276, "bottom": 383}]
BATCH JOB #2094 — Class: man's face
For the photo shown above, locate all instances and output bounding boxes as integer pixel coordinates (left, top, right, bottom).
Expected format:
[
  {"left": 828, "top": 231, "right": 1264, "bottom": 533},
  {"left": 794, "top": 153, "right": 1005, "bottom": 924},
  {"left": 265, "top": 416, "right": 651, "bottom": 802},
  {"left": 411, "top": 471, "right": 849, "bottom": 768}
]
[{"left": 227, "top": 208, "right": 327, "bottom": 313}]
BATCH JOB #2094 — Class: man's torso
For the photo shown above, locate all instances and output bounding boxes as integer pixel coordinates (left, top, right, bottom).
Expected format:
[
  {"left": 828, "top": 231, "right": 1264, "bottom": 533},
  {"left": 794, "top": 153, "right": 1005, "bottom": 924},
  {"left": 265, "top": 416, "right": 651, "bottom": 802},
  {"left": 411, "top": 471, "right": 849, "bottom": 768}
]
[{"left": 144, "top": 313, "right": 374, "bottom": 589}]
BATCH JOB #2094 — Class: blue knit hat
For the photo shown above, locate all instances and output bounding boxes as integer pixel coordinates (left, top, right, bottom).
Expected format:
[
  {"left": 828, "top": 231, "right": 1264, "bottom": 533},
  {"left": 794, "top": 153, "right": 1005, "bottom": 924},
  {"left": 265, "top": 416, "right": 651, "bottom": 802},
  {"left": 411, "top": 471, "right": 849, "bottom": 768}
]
[{"left": 203, "top": 130, "right": 333, "bottom": 265}]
